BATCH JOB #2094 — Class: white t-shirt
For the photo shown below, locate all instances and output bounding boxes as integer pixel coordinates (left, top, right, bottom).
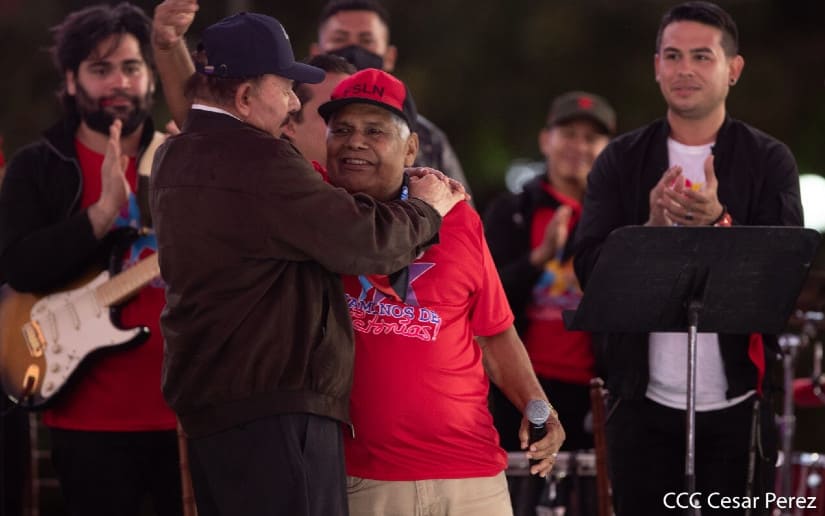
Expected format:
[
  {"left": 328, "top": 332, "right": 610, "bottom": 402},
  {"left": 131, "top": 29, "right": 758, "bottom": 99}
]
[
  {"left": 667, "top": 137, "right": 712, "bottom": 191},
  {"left": 646, "top": 138, "right": 753, "bottom": 411}
]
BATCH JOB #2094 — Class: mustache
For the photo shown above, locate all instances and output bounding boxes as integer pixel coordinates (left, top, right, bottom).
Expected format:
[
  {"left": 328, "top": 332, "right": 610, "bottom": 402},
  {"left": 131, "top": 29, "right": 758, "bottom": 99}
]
[{"left": 99, "top": 91, "right": 138, "bottom": 108}]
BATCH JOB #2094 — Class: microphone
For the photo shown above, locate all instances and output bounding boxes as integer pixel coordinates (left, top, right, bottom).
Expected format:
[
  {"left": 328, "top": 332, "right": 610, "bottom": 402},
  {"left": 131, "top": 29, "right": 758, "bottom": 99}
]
[{"left": 526, "top": 399, "right": 551, "bottom": 466}]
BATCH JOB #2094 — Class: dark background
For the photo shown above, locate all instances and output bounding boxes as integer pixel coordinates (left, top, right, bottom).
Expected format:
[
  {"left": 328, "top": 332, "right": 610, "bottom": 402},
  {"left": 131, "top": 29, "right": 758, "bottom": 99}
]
[
  {"left": 1, "top": 0, "right": 823, "bottom": 210},
  {"left": 0, "top": 0, "right": 823, "bottom": 456},
  {"left": 0, "top": 3, "right": 824, "bottom": 512}
]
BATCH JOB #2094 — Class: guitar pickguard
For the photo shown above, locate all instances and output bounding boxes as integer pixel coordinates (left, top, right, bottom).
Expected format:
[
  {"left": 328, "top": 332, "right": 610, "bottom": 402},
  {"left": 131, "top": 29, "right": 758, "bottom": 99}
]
[
  {"left": 34, "top": 270, "right": 143, "bottom": 401},
  {"left": 1, "top": 272, "right": 150, "bottom": 407}
]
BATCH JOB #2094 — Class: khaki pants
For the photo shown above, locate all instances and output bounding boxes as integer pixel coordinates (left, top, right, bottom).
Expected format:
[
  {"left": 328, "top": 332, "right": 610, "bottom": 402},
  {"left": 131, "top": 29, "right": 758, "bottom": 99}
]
[{"left": 347, "top": 471, "right": 514, "bottom": 516}]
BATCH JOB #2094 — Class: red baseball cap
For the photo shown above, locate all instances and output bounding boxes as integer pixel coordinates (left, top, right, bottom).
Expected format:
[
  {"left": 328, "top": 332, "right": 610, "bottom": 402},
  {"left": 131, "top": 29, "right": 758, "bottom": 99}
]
[{"left": 318, "top": 68, "right": 418, "bottom": 131}]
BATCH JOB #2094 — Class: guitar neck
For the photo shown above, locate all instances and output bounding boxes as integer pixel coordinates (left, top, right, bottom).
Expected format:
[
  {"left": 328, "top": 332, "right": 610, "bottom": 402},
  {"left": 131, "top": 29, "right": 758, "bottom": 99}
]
[{"left": 95, "top": 253, "right": 160, "bottom": 307}]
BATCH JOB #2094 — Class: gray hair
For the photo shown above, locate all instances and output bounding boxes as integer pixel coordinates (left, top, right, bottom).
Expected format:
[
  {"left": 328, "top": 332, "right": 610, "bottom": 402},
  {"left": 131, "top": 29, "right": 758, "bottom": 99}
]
[
  {"left": 391, "top": 113, "right": 411, "bottom": 140},
  {"left": 326, "top": 109, "right": 411, "bottom": 140}
]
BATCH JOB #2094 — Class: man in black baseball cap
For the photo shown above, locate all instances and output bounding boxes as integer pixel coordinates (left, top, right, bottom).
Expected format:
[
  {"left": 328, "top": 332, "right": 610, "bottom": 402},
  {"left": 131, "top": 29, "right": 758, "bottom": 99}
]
[
  {"left": 183, "top": 12, "right": 323, "bottom": 137},
  {"left": 484, "top": 91, "right": 615, "bottom": 516},
  {"left": 150, "top": 11, "right": 464, "bottom": 516},
  {"left": 546, "top": 91, "right": 616, "bottom": 136}
]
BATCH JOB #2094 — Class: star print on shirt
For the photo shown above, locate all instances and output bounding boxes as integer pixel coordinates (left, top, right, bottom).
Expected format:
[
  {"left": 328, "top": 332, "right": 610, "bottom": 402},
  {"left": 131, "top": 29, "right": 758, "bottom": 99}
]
[
  {"left": 359, "top": 262, "right": 435, "bottom": 306},
  {"left": 113, "top": 192, "right": 162, "bottom": 288}
]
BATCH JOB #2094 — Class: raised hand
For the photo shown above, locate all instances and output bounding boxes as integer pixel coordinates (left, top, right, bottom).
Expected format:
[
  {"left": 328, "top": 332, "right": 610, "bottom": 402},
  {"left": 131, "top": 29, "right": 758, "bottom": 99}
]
[
  {"left": 152, "top": 0, "right": 199, "bottom": 50},
  {"left": 530, "top": 205, "right": 572, "bottom": 266},
  {"left": 646, "top": 165, "right": 683, "bottom": 226},
  {"left": 661, "top": 155, "right": 725, "bottom": 226},
  {"left": 165, "top": 119, "right": 181, "bottom": 136},
  {"left": 89, "top": 120, "right": 130, "bottom": 238}
]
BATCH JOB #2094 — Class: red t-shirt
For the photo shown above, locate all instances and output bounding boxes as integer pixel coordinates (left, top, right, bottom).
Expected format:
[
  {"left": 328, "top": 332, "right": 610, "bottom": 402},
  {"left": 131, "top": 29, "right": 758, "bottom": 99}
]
[
  {"left": 342, "top": 202, "right": 512, "bottom": 480},
  {"left": 41, "top": 139, "right": 176, "bottom": 431},
  {"left": 523, "top": 184, "right": 594, "bottom": 384}
]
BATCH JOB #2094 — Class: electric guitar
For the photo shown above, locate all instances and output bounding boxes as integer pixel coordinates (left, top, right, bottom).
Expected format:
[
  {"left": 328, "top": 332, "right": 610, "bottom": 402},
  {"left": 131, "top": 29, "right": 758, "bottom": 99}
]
[{"left": 0, "top": 253, "right": 160, "bottom": 407}]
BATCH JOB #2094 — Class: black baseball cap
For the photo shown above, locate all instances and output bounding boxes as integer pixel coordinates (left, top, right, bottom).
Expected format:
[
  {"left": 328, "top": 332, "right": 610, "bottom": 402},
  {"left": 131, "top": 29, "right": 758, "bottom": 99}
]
[
  {"left": 547, "top": 91, "right": 616, "bottom": 135},
  {"left": 198, "top": 12, "right": 324, "bottom": 84}
]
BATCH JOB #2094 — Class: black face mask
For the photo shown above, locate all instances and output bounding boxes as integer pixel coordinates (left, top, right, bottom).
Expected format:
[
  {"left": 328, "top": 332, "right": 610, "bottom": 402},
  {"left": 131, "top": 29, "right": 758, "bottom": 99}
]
[{"left": 328, "top": 45, "right": 384, "bottom": 71}]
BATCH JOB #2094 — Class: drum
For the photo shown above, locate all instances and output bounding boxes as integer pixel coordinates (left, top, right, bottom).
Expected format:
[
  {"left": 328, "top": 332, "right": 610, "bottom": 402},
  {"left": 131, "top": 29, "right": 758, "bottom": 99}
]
[
  {"left": 506, "top": 450, "right": 597, "bottom": 516},
  {"left": 775, "top": 452, "right": 825, "bottom": 516}
]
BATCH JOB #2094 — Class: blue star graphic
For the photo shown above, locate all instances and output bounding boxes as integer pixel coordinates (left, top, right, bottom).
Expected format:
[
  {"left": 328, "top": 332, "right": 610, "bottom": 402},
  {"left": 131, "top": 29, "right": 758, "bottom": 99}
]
[
  {"left": 114, "top": 192, "right": 157, "bottom": 265},
  {"left": 360, "top": 262, "right": 435, "bottom": 307}
]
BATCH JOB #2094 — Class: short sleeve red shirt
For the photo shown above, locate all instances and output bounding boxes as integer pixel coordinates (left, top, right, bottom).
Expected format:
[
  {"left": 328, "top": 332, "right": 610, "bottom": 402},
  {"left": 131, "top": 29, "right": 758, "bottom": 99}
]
[{"left": 342, "top": 202, "right": 513, "bottom": 480}]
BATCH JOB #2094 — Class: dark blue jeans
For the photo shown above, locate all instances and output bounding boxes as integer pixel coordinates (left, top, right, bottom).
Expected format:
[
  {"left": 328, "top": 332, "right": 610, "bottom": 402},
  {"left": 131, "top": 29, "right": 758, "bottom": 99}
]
[{"left": 186, "top": 413, "right": 348, "bottom": 516}]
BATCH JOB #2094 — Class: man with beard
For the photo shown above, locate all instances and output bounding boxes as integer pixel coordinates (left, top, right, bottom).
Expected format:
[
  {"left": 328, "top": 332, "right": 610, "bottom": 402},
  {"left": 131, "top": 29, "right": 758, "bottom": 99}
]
[{"left": 0, "top": 4, "right": 181, "bottom": 515}]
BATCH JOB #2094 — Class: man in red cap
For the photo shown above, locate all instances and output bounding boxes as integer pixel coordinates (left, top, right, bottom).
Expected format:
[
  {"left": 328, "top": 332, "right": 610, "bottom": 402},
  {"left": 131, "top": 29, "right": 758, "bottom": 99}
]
[{"left": 318, "top": 68, "right": 565, "bottom": 516}]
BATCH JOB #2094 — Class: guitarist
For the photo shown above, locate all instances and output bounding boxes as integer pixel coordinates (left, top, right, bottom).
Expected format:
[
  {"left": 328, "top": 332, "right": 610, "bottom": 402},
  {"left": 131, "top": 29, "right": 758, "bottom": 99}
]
[{"left": 0, "top": 4, "right": 181, "bottom": 516}]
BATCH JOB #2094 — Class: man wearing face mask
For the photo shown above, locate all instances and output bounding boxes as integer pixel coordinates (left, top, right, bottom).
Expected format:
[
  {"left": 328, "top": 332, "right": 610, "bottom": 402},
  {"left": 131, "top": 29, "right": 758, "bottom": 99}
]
[
  {"left": 0, "top": 4, "right": 181, "bottom": 515},
  {"left": 310, "top": 0, "right": 472, "bottom": 198}
]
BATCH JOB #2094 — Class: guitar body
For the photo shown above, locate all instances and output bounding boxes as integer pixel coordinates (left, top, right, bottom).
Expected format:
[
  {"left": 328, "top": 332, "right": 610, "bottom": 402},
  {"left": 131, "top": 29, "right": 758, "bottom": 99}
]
[{"left": 0, "top": 271, "right": 149, "bottom": 408}]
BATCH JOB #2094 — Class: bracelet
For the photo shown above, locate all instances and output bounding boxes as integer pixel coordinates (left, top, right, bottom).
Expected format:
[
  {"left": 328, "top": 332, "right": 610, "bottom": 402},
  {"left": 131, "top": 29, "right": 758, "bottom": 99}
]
[
  {"left": 710, "top": 205, "right": 732, "bottom": 227},
  {"left": 714, "top": 213, "right": 732, "bottom": 227}
]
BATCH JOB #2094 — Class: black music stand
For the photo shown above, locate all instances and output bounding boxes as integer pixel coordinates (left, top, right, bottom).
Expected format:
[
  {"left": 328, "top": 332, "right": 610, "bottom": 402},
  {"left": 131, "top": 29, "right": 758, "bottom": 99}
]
[{"left": 565, "top": 226, "right": 821, "bottom": 515}]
